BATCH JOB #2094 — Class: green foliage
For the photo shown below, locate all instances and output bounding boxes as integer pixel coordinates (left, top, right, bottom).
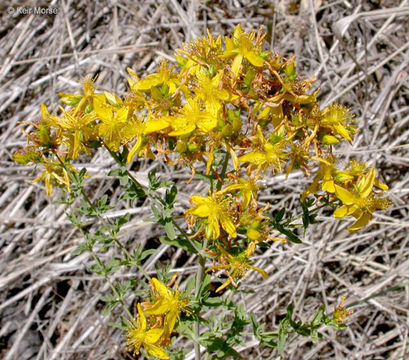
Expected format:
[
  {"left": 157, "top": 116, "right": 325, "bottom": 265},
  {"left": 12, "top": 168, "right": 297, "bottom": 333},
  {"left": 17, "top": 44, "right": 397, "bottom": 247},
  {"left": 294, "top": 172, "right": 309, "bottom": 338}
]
[{"left": 265, "top": 209, "right": 302, "bottom": 244}]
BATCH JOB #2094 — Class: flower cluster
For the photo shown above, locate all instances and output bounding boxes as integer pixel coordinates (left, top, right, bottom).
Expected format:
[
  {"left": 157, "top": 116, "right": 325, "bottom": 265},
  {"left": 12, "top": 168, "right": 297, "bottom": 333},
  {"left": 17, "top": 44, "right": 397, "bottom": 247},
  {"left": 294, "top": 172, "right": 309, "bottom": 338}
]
[
  {"left": 126, "top": 278, "right": 190, "bottom": 359},
  {"left": 14, "top": 25, "right": 390, "bottom": 343}
]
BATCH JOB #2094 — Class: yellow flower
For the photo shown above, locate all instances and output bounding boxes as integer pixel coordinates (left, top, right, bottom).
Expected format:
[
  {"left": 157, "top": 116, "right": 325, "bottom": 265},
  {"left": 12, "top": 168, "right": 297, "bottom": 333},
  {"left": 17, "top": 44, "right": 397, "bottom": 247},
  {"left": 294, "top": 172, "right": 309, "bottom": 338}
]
[
  {"left": 239, "top": 125, "right": 286, "bottom": 173},
  {"left": 237, "top": 177, "right": 260, "bottom": 208},
  {"left": 206, "top": 245, "right": 268, "bottom": 292},
  {"left": 58, "top": 76, "right": 96, "bottom": 111},
  {"left": 321, "top": 104, "right": 356, "bottom": 142},
  {"left": 126, "top": 304, "right": 169, "bottom": 360},
  {"left": 168, "top": 98, "right": 217, "bottom": 137},
  {"left": 185, "top": 190, "right": 237, "bottom": 240},
  {"left": 93, "top": 93, "right": 129, "bottom": 151},
  {"left": 125, "top": 113, "right": 169, "bottom": 163},
  {"left": 195, "top": 69, "right": 232, "bottom": 114},
  {"left": 47, "top": 105, "right": 96, "bottom": 159},
  {"left": 333, "top": 168, "right": 391, "bottom": 232},
  {"left": 301, "top": 157, "right": 336, "bottom": 200},
  {"left": 143, "top": 278, "right": 189, "bottom": 337},
  {"left": 333, "top": 296, "right": 354, "bottom": 325},
  {"left": 220, "top": 25, "right": 265, "bottom": 77},
  {"left": 132, "top": 61, "right": 180, "bottom": 94},
  {"left": 32, "top": 160, "right": 72, "bottom": 196}
]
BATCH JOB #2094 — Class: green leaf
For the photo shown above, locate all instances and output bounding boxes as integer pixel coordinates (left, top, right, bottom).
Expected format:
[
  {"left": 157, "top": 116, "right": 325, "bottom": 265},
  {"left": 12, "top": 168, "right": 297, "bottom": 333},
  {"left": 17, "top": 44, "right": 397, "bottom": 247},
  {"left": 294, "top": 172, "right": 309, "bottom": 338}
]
[
  {"left": 277, "top": 305, "right": 293, "bottom": 354},
  {"left": 165, "top": 185, "right": 177, "bottom": 205},
  {"left": 159, "top": 235, "right": 201, "bottom": 254},
  {"left": 164, "top": 221, "right": 176, "bottom": 240},
  {"left": 311, "top": 305, "right": 326, "bottom": 327},
  {"left": 72, "top": 242, "right": 91, "bottom": 256},
  {"left": 275, "top": 208, "right": 285, "bottom": 222}
]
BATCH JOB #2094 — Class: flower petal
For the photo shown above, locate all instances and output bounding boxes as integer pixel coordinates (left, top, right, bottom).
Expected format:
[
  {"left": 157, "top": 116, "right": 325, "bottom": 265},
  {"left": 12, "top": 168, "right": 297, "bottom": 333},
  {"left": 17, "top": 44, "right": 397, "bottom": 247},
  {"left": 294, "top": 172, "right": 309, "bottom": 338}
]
[
  {"left": 145, "top": 328, "right": 164, "bottom": 344},
  {"left": 144, "top": 343, "right": 170, "bottom": 360},
  {"left": 334, "top": 185, "right": 356, "bottom": 205},
  {"left": 348, "top": 212, "right": 372, "bottom": 232}
]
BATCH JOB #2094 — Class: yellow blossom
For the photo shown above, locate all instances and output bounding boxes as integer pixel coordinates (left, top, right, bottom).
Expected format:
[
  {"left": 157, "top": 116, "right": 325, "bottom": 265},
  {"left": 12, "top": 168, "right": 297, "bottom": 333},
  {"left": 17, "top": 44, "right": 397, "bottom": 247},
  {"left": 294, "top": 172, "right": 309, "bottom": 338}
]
[
  {"left": 47, "top": 106, "right": 96, "bottom": 159},
  {"left": 185, "top": 190, "right": 237, "bottom": 239},
  {"left": 195, "top": 69, "right": 231, "bottom": 114},
  {"left": 126, "top": 304, "right": 169, "bottom": 360},
  {"left": 32, "top": 160, "right": 72, "bottom": 196},
  {"left": 93, "top": 93, "right": 129, "bottom": 151},
  {"left": 143, "top": 278, "right": 189, "bottom": 337},
  {"left": 237, "top": 177, "right": 260, "bottom": 208},
  {"left": 301, "top": 157, "right": 336, "bottom": 200},
  {"left": 206, "top": 245, "right": 268, "bottom": 292},
  {"left": 333, "top": 168, "right": 391, "bottom": 232},
  {"left": 168, "top": 98, "right": 217, "bottom": 137},
  {"left": 239, "top": 125, "right": 287, "bottom": 173},
  {"left": 220, "top": 25, "right": 265, "bottom": 77},
  {"left": 321, "top": 104, "right": 356, "bottom": 142},
  {"left": 132, "top": 61, "right": 180, "bottom": 94}
]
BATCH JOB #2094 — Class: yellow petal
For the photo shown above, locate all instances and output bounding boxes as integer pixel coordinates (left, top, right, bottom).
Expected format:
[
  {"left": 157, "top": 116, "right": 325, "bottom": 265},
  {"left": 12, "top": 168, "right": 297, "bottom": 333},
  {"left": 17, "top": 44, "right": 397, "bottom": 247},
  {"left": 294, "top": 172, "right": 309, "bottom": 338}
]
[
  {"left": 208, "top": 214, "right": 220, "bottom": 239},
  {"left": 127, "top": 136, "right": 143, "bottom": 163},
  {"left": 151, "top": 278, "right": 172, "bottom": 299},
  {"left": 360, "top": 168, "right": 375, "bottom": 198},
  {"left": 190, "top": 195, "right": 207, "bottom": 205},
  {"left": 104, "top": 91, "right": 120, "bottom": 106},
  {"left": 216, "top": 278, "right": 232, "bottom": 293},
  {"left": 229, "top": 146, "right": 239, "bottom": 171},
  {"left": 333, "top": 206, "right": 348, "bottom": 218},
  {"left": 137, "top": 304, "right": 146, "bottom": 330},
  {"left": 44, "top": 175, "right": 52, "bottom": 196},
  {"left": 244, "top": 51, "right": 264, "bottom": 67},
  {"left": 334, "top": 185, "right": 356, "bottom": 205},
  {"left": 233, "top": 24, "right": 243, "bottom": 42},
  {"left": 186, "top": 203, "right": 211, "bottom": 217},
  {"left": 168, "top": 118, "right": 196, "bottom": 136},
  {"left": 135, "top": 74, "right": 161, "bottom": 90},
  {"left": 374, "top": 178, "right": 388, "bottom": 191},
  {"left": 41, "top": 103, "right": 50, "bottom": 120},
  {"left": 144, "top": 343, "right": 170, "bottom": 360},
  {"left": 144, "top": 118, "right": 170, "bottom": 134},
  {"left": 116, "top": 106, "right": 129, "bottom": 123},
  {"left": 196, "top": 113, "right": 217, "bottom": 133},
  {"left": 220, "top": 215, "right": 237, "bottom": 238},
  {"left": 145, "top": 328, "right": 164, "bottom": 344},
  {"left": 239, "top": 151, "right": 266, "bottom": 165},
  {"left": 348, "top": 212, "right": 372, "bottom": 232},
  {"left": 231, "top": 54, "right": 243, "bottom": 77},
  {"left": 165, "top": 310, "right": 178, "bottom": 334},
  {"left": 143, "top": 299, "right": 171, "bottom": 315},
  {"left": 249, "top": 265, "right": 269, "bottom": 278},
  {"left": 322, "top": 179, "right": 335, "bottom": 193},
  {"left": 205, "top": 151, "right": 214, "bottom": 175}
]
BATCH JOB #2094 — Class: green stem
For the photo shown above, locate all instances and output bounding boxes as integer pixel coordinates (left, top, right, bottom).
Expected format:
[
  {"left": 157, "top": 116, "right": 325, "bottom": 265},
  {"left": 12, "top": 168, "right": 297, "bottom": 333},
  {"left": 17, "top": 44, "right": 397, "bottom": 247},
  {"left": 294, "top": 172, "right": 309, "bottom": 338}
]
[
  {"left": 216, "top": 150, "right": 230, "bottom": 191},
  {"left": 56, "top": 155, "right": 151, "bottom": 281},
  {"left": 194, "top": 238, "right": 208, "bottom": 360},
  {"left": 104, "top": 144, "right": 145, "bottom": 189},
  {"left": 67, "top": 201, "right": 134, "bottom": 320},
  {"left": 89, "top": 250, "right": 134, "bottom": 320}
]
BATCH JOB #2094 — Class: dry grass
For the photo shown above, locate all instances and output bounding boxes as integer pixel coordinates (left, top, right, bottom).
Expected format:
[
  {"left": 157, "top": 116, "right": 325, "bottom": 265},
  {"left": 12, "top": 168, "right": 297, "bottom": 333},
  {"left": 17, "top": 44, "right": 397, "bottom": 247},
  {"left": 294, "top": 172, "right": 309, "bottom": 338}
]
[{"left": 1, "top": 0, "right": 409, "bottom": 359}]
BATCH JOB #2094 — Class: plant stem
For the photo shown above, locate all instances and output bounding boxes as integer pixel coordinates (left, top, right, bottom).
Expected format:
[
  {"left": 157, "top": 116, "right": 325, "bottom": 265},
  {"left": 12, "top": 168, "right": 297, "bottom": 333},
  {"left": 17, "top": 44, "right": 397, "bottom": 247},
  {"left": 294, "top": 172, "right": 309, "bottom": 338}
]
[
  {"left": 67, "top": 201, "right": 135, "bottom": 320},
  {"left": 56, "top": 154, "right": 151, "bottom": 281},
  {"left": 194, "top": 239, "right": 207, "bottom": 360},
  {"left": 216, "top": 150, "right": 230, "bottom": 191},
  {"left": 89, "top": 250, "right": 134, "bottom": 320}
]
